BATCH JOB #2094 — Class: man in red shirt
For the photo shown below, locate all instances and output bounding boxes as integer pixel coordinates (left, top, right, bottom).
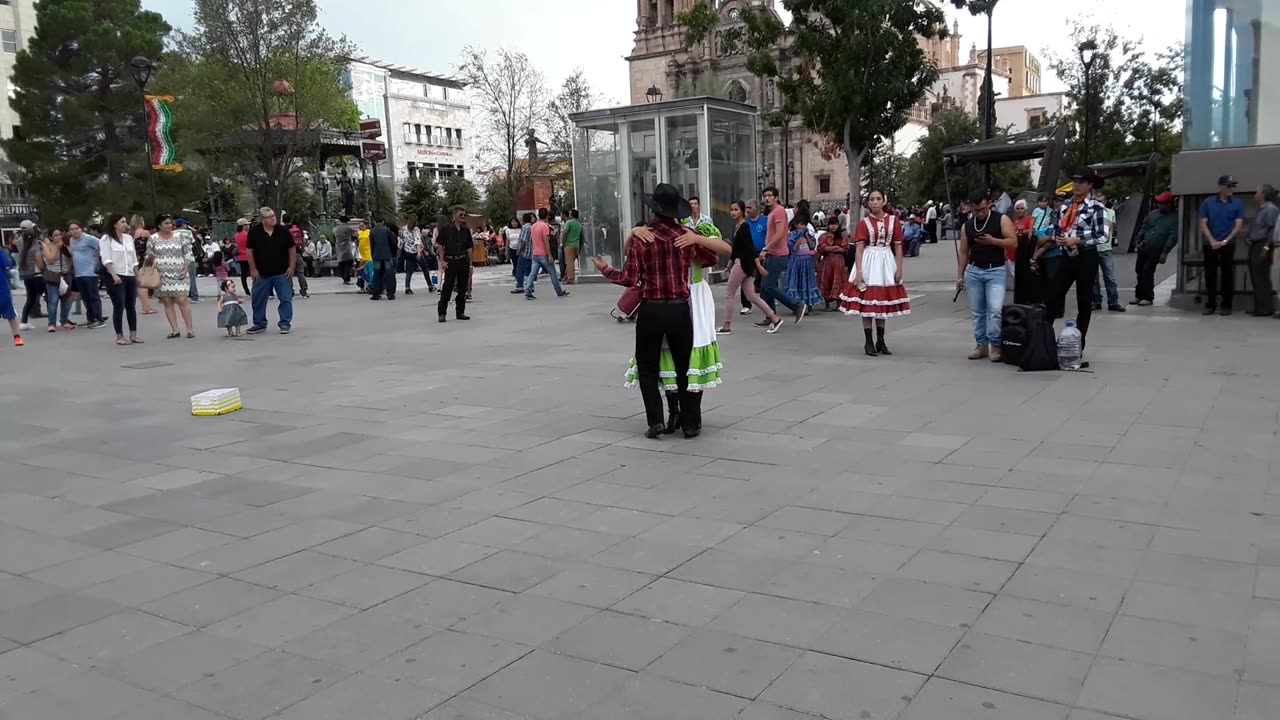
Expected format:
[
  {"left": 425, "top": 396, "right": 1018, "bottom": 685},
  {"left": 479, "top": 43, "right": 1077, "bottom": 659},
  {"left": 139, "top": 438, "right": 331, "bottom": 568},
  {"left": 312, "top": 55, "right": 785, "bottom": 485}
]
[
  {"left": 523, "top": 208, "right": 569, "bottom": 299},
  {"left": 284, "top": 215, "right": 309, "bottom": 299},
  {"left": 758, "top": 186, "right": 806, "bottom": 324},
  {"left": 594, "top": 183, "right": 731, "bottom": 439}
]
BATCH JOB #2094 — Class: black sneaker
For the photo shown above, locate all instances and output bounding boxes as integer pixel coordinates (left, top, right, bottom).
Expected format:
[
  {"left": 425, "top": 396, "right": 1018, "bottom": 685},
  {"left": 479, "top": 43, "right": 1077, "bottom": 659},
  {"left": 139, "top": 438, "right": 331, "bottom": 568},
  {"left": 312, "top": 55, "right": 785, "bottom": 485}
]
[
  {"left": 644, "top": 424, "right": 665, "bottom": 439},
  {"left": 1202, "top": 306, "right": 1217, "bottom": 316},
  {"left": 438, "top": 316, "right": 447, "bottom": 323},
  {"left": 405, "top": 288, "right": 414, "bottom": 295},
  {"left": 456, "top": 314, "right": 470, "bottom": 321},
  {"left": 1108, "top": 304, "right": 1127, "bottom": 312},
  {"left": 509, "top": 288, "right": 523, "bottom": 294},
  {"left": 1091, "top": 302, "right": 1103, "bottom": 311},
  {"left": 246, "top": 326, "right": 267, "bottom": 334}
]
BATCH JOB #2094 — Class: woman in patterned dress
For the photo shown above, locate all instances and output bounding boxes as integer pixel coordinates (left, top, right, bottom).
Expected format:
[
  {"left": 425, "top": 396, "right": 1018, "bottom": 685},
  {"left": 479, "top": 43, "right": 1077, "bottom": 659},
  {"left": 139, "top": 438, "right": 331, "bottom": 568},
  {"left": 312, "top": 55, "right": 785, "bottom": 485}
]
[
  {"left": 840, "top": 189, "right": 911, "bottom": 357},
  {"left": 147, "top": 214, "right": 196, "bottom": 339}
]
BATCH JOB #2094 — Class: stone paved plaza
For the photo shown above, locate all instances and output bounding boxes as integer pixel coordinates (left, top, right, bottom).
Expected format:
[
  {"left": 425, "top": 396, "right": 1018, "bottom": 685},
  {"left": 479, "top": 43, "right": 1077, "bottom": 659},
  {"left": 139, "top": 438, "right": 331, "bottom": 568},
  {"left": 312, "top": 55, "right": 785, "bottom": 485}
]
[{"left": 1, "top": 258, "right": 1278, "bottom": 720}]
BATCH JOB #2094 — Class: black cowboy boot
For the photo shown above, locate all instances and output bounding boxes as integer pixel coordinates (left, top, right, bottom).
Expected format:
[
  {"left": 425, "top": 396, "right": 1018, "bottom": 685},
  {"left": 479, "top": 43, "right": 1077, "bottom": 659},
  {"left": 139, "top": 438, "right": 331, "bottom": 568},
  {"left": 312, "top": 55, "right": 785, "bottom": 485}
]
[{"left": 663, "top": 392, "right": 681, "bottom": 435}]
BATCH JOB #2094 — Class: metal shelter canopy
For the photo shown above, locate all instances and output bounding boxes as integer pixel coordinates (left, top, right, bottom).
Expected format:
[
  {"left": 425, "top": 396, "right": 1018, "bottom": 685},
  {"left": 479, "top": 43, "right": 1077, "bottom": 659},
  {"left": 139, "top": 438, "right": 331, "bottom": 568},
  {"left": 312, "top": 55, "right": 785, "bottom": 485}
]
[{"left": 942, "top": 124, "right": 1068, "bottom": 195}]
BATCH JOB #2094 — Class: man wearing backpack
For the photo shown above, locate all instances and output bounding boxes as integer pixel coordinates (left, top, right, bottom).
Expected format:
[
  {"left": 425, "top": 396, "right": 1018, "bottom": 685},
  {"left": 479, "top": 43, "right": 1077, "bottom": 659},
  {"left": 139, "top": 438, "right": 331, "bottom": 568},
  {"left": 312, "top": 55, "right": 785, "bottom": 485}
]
[{"left": 1130, "top": 192, "right": 1178, "bottom": 307}]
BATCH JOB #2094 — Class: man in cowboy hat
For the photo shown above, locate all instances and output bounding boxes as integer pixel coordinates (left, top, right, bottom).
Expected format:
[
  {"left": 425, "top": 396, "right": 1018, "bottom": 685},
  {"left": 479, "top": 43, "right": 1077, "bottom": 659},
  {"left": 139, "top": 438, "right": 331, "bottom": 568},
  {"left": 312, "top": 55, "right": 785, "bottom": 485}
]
[
  {"left": 1131, "top": 191, "right": 1178, "bottom": 306},
  {"left": 1047, "top": 171, "right": 1111, "bottom": 354},
  {"left": 1198, "top": 174, "right": 1244, "bottom": 315},
  {"left": 593, "top": 183, "right": 731, "bottom": 439}
]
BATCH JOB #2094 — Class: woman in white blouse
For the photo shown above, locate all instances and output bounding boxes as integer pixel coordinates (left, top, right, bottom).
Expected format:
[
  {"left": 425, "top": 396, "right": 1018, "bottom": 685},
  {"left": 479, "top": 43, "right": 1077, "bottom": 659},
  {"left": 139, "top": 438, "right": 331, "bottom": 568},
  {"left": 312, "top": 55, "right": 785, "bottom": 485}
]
[{"left": 100, "top": 213, "right": 142, "bottom": 345}]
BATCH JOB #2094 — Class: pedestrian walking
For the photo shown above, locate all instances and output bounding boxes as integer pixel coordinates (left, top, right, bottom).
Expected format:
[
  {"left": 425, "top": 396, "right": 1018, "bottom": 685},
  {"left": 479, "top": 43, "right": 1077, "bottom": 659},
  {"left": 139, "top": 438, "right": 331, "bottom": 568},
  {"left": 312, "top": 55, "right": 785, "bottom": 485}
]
[
  {"left": 368, "top": 219, "right": 398, "bottom": 301},
  {"left": 718, "top": 200, "right": 782, "bottom": 334},
  {"left": 524, "top": 208, "right": 570, "bottom": 300}
]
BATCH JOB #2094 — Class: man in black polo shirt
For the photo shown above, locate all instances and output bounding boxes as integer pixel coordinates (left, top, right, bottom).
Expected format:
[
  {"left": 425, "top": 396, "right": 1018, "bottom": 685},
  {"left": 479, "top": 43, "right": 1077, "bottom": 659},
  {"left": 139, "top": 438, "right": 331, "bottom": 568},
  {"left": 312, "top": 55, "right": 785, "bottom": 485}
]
[
  {"left": 435, "top": 205, "right": 472, "bottom": 323},
  {"left": 246, "top": 206, "right": 297, "bottom": 334}
]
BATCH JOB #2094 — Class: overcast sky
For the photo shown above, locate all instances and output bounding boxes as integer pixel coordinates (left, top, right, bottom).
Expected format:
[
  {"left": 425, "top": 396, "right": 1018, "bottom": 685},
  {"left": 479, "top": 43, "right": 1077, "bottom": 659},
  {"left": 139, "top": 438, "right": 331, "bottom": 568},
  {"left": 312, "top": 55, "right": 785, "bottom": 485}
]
[{"left": 141, "top": 0, "right": 1184, "bottom": 105}]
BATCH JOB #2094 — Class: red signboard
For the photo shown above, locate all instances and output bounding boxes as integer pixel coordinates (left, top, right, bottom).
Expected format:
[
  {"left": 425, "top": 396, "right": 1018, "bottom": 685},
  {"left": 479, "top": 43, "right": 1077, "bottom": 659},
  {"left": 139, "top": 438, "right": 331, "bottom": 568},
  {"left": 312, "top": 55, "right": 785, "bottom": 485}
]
[
  {"left": 361, "top": 140, "right": 386, "bottom": 162},
  {"left": 360, "top": 118, "right": 382, "bottom": 140}
]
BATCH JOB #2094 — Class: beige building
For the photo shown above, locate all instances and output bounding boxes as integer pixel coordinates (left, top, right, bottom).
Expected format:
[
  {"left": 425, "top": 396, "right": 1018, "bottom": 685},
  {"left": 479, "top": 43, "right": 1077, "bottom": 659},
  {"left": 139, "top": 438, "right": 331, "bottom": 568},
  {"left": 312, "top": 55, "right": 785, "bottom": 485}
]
[
  {"left": 627, "top": 0, "right": 984, "bottom": 209},
  {"left": 975, "top": 45, "right": 1042, "bottom": 98},
  {"left": 0, "top": 0, "right": 37, "bottom": 220}
]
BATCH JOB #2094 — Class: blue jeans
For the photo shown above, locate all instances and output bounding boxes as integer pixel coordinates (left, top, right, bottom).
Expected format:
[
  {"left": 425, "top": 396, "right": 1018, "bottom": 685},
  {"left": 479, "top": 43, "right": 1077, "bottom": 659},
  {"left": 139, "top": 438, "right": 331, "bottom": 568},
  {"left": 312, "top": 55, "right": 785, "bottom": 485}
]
[
  {"left": 1091, "top": 250, "right": 1119, "bottom": 306},
  {"left": 44, "top": 282, "right": 71, "bottom": 326},
  {"left": 965, "top": 264, "right": 1006, "bottom": 346},
  {"left": 760, "top": 255, "right": 800, "bottom": 312},
  {"left": 250, "top": 273, "right": 293, "bottom": 329},
  {"left": 525, "top": 256, "right": 565, "bottom": 297},
  {"left": 370, "top": 259, "right": 395, "bottom": 297},
  {"left": 514, "top": 255, "right": 532, "bottom": 287}
]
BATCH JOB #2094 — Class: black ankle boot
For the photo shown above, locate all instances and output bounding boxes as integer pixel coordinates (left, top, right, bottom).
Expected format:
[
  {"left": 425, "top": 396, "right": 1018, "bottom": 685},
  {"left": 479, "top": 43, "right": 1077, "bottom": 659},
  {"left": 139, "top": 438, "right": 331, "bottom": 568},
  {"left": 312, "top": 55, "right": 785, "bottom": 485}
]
[
  {"left": 864, "top": 339, "right": 878, "bottom": 357},
  {"left": 876, "top": 339, "right": 892, "bottom": 356},
  {"left": 663, "top": 394, "right": 681, "bottom": 435}
]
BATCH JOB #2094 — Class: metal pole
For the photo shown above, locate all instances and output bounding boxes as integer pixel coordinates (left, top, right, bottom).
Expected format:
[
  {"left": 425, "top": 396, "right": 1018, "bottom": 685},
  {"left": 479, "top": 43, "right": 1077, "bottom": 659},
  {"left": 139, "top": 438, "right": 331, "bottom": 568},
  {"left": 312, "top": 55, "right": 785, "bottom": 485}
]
[
  {"left": 372, "top": 161, "right": 381, "bottom": 221},
  {"left": 140, "top": 103, "right": 159, "bottom": 219},
  {"left": 1082, "top": 66, "right": 1091, "bottom": 167},
  {"left": 982, "top": 8, "right": 994, "bottom": 188}
]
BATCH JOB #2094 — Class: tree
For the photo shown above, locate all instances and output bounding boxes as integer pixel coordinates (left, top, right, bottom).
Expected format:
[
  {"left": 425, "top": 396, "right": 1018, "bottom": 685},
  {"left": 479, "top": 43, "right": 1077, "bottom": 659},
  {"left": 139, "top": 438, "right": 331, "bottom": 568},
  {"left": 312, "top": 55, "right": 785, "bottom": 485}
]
[
  {"left": 680, "top": 0, "right": 948, "bottom": 220},
  {"left": 906, "top": 108, "right": 1031, "bottom": 205},
  {"left": 174, "top": 0, "right": 359, "bottom": 211},
  {"left": 458, "top": 47, "right": 549, "bottom": 209},
  {"left": 482, "top": 175, "right": 516, "bottom": 228},
  {"left": 399, "top": 177, "right": 443, "bottom": 222},
  {"left": 1043, "top": 22, "right": 1183, "bottom": 190},
  {"left": 3, "top": 0, "right": 190, "bottom": 223},
  {"left": 546, "top": 70, "right": 600, "bottom": 206},
  {"left": 863, "top": 143, "right": 910, "bottom": 207},
  {"left": 440, "top": 176, "right": 481, "bottom": 214}
]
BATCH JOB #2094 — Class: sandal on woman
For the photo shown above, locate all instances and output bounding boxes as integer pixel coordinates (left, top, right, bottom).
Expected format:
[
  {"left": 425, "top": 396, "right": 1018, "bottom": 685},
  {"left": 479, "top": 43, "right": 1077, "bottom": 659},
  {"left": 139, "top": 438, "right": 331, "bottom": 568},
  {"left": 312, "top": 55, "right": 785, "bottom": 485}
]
[
  {"left": 141, "top": 309, "right": 158, "bottom": 315},
  {"left": 185, "top": 332, "right": 195, "bottom": 339},
  {"left": 166, "top": 332, "right": 181, "bottom": 339},
  {"left": 115, "top": 338, "right": 131, "bottom": 346},
  {"left": 129, "top": 336, "right": 143, "bottom": 343}
]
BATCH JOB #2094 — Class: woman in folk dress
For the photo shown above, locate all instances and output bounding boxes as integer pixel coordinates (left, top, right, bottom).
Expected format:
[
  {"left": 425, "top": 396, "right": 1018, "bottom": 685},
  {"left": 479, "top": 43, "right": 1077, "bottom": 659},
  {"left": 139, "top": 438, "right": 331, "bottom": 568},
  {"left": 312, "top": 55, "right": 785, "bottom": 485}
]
[
  {"left": 624, "top": 219, "right": 723, "bottom": 435},
  {"left": 840, "top": 189, "right": 911, "bottom": 357},
  {"left": 816, "top": 215, "right": 850, "bottom": 311}
]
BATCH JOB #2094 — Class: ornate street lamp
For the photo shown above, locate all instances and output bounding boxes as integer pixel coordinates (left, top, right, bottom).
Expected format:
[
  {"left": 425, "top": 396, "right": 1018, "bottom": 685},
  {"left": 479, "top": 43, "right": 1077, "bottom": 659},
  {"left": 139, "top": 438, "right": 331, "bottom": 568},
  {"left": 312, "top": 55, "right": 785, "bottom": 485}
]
[
  {"left": 130, "top": 56, "right": 159, "bottom": 219},
  {"left": 645, "top": 84, "right": 663, "bottom": 103},
  {"left": 1078, "top": 39, "right": 1099, "bottom": 166}
]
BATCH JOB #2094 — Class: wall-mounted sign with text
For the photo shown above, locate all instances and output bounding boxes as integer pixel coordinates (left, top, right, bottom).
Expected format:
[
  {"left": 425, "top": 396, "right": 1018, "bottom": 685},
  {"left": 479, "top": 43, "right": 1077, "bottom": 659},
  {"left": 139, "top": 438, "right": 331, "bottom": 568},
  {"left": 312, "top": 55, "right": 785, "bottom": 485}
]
[{"left": 412, "top": 146, "right": 463, "bottom": 160}]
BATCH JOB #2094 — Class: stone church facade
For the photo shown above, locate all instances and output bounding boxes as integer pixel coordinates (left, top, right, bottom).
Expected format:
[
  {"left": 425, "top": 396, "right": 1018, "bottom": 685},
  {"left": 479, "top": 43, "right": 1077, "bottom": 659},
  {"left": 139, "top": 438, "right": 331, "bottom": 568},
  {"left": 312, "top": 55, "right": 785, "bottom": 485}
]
[{"left": 626, "top": 0, "right": 964, "bottom": 210}]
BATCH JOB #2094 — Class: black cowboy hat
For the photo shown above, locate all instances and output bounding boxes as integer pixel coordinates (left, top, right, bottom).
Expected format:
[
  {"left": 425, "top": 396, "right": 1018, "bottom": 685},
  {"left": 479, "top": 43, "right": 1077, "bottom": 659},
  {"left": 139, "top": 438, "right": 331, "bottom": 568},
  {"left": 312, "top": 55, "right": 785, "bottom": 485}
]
[
  {"left": 643, "top": 183, "right": 693, "bottom": 220},
  {"left": 1070, "top": 171, "right": 1105, "bottom": 189}
]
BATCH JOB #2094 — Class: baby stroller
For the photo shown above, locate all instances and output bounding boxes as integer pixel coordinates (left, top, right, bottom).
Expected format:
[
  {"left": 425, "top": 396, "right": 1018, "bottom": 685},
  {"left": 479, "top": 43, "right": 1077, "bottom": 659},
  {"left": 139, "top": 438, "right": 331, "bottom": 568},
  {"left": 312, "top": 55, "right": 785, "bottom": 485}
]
[{"left": 611, "top": 284, "right": 642, "bottom": 323}]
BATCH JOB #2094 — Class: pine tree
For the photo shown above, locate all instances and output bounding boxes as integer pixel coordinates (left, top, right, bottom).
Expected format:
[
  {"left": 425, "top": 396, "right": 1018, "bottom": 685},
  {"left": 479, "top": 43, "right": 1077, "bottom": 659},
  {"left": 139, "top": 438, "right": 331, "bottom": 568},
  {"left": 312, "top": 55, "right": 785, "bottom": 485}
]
[{"left": 4, "top": 0, "right": 172, "bottom": 223}]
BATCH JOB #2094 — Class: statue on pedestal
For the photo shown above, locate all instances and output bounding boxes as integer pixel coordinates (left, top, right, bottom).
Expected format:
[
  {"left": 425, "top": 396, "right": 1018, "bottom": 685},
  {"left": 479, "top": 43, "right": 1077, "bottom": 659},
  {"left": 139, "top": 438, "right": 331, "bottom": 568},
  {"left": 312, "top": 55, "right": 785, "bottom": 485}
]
[{"left": 338, "top": 171, "right": 356, "bottom": 217}]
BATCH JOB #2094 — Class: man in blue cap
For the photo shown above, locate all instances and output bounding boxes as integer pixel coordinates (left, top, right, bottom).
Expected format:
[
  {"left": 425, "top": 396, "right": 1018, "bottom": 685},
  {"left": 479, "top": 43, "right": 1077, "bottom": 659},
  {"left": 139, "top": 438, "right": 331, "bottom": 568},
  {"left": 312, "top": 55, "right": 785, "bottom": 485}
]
[{"left": 1198, "top": 175, "right": 1245, "bottom": 315}]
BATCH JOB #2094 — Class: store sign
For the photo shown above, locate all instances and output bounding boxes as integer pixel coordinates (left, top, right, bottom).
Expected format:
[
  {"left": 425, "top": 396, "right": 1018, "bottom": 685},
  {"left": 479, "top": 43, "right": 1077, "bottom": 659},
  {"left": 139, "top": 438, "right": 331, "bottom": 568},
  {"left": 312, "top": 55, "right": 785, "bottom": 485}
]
[
  {"left": 413, "top": 146, "right": 461, "bottom": 160},
  {"left": 360, "top": 118, "right": 383, "bottom": 140},
  {"left": 362, "top": 140, "right": 386, "bottom": 161}
]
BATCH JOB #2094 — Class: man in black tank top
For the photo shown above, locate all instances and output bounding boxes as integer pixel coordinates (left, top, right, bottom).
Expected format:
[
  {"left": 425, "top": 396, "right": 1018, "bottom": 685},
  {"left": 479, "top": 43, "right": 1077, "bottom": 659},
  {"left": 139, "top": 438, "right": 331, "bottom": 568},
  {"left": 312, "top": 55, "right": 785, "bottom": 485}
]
[{"left": 956, "top": 191, "right": 1017, "bottom": 362}]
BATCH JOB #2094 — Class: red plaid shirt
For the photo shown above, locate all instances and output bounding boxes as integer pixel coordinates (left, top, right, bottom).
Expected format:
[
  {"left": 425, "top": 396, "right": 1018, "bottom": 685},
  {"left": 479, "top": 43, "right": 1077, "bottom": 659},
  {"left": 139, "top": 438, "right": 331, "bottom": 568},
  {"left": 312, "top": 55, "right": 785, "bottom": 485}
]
[{"left": 603, "top": 218, "right": 719, "bottom": 300}]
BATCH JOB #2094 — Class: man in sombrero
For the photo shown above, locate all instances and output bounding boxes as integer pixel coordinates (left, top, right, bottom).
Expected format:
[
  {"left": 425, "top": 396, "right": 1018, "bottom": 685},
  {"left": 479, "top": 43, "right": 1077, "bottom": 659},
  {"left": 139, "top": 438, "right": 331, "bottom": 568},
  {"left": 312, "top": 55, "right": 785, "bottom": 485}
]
[{"left": 593, "top": 184, "right": 732, "bottom": 439}]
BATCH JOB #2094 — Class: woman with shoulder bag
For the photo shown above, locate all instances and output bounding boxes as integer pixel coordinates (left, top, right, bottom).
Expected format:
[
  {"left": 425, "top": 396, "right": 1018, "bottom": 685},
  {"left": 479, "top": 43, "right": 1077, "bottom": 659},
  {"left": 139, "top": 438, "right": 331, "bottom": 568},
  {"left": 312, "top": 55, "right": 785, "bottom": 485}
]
[
  {"left": 101, "top": 214, "right": 143, "bottom": 345},
  {"left": 35, "top": 228, "right": 75, "bottom": 332}
]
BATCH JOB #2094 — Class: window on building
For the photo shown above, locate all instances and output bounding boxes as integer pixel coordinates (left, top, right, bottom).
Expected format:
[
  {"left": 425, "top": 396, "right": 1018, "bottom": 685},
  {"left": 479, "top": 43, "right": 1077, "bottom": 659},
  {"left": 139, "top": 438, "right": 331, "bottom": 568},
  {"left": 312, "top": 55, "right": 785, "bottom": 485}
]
[
  {"left": 403, "top": 123, "right": 412, "bottom": 143},
  {"left": 818, "top": 176, "right": 832, "bottom": 195},
  {"left": 455, "top": 129, "right": 463, "bottom": 148},
  {"left": 407, "top": 162, "right": 418, "bottom": 179},
  {"left": 1, "top": 30, "right": 17, "bottom": 54},
  {"left": 445, "top": 128, "right": 453, "bottom": 147},
  {"left": 414, "top": 124, "right": 422, "bottom": 143},
  {"left": 424, "top": 125, "right": 433, "bottom": 145},
  {"left": 1028, "top": 111, "right": 1046, "bottom": 129}
]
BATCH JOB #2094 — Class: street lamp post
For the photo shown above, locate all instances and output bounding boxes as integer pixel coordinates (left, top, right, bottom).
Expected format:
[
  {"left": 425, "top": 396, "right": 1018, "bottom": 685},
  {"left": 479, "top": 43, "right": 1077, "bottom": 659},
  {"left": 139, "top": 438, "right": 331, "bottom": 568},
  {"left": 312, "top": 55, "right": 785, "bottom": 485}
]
[
  {"left": 955, "top": 0, "right": 999, "bottom": 187},
  {"left": 130, "top": 56, "right": 160, "bottom": 221},
  {"left": 1077, "top": 39, "right": 1098, "bottom": 167}
]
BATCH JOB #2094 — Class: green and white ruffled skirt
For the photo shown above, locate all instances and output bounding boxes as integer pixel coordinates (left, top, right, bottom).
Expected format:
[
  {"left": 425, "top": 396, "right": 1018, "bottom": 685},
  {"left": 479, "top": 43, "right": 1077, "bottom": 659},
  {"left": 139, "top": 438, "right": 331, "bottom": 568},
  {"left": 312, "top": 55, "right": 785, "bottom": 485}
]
[{"left": 624, "top": 275, "right": 722, "bottom": 392}]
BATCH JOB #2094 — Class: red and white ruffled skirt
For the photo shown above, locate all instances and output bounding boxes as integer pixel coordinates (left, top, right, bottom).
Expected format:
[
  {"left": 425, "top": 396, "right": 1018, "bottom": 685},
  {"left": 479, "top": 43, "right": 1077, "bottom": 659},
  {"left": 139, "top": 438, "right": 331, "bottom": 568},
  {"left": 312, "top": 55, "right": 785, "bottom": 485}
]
[{"left": 839, "top": 245, "right": 911, "bottom": 318}]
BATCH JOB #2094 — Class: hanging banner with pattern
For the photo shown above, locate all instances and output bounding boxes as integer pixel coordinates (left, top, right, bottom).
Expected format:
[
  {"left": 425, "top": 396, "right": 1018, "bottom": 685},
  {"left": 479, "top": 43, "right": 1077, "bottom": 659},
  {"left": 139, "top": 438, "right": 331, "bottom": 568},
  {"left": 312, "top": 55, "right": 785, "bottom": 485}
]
[{"left": 144, "top": 95, "right": 183, "bottom": 172}]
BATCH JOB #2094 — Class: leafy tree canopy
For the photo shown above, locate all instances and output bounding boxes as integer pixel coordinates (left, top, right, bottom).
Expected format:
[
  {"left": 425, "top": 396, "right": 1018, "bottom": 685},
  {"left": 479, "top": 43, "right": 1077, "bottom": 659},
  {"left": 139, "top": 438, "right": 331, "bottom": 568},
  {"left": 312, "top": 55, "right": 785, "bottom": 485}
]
[
  {"left": 906, "top": 108, "right": 1030, "bottom": 206},
  {"left": 680, "top": 0, "right": 948, "bottom": 219},
  {"left": 3, "top": 0, "right": 204, "bottom": 223},
  {"left": 399, "top": 177, "right": 444, "bottom": 224}
]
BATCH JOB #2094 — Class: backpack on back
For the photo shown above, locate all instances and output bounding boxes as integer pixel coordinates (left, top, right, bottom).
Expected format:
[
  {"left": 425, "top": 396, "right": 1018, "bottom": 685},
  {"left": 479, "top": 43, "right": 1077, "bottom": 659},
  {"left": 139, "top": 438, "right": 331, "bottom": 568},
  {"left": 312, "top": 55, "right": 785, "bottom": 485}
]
[{"left": 1001, "top": 303, "right": 1058, "bottom": 371}]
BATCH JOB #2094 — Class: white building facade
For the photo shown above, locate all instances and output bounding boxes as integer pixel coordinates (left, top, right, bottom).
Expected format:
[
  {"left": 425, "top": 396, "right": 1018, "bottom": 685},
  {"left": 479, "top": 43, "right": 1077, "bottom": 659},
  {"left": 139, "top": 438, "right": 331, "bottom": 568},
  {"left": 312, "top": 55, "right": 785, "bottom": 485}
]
[
  {"left": 0, "top": 0, "right": 37, "bottom": 218},
  {"left": 343, "top": 56, "right": 472, "bottom": 193}
]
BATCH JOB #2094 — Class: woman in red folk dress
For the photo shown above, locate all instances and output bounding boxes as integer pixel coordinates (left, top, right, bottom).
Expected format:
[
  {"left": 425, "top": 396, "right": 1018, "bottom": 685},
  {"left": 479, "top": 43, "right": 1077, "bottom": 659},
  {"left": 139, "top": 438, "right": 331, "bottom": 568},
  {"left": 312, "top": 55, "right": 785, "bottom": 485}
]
[{"left": 840, "top": 189, "right": 911, "bottom": 357}]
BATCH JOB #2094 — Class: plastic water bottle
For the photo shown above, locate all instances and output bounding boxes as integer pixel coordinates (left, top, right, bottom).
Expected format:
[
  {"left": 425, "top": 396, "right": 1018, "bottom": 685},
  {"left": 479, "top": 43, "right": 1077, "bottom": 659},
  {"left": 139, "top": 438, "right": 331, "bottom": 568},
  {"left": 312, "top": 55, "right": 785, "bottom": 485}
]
[{"left": 1057, "top": 321, "right": 1082, "bottom": 370}]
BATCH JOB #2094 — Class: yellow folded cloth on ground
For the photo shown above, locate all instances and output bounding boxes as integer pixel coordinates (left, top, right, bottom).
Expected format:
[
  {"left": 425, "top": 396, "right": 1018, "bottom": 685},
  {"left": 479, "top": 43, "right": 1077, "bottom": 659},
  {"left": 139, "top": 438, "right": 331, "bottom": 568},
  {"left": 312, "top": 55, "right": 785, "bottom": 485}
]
[{"left": 191, "top": 388, "right": 242, "bottom": 416}]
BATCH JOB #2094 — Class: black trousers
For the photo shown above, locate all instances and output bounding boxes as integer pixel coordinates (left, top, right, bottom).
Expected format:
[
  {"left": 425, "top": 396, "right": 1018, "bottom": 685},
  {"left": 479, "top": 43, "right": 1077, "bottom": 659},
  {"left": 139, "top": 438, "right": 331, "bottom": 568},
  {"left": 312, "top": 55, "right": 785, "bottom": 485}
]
[
  {"left": 1203, "top": 244, "right": 1235, "bottom": 309},
  {"left": 1248, "top": 242, "right": 1274, "bottom": 315},
  {"left": 438, "top": 255, "right": 470, "bottom": 317},
  {"left": 338, "top": 259, "right": 354, "bottom": 283},
  {"left": 1048, "top": 246, "right": 1100, "bottom": 343},
  {"left": 1134, "top": 247, "right": 1162, "bottom": 302},
  {"left": 240, "top": 261, "right": 252, "bottom": 294},
  {"left": 1013, "top": 237, "right": 1042, "bottom": 306},
  {"left": 635, "top": 300, "right": 698, "bottom": 429},
  {"left": 21, "top": 276, "right": 43, "bottom": 323},
  {"left": 402, "top": 252, "right": 433, "bottom": 290},
  {"left": 74, "top": 276, "right": 104, "bottom": 323},
  {"left": 105, "top": 275, "right": 138, "bottom": 336}
]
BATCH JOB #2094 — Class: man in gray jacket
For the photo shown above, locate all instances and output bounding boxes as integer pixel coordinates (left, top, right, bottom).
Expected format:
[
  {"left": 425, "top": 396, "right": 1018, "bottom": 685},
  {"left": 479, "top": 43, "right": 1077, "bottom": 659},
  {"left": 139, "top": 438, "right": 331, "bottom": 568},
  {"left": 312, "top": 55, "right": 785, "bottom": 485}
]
[{"left": 333, "top": 216, "right": 358, "bottom": 285}]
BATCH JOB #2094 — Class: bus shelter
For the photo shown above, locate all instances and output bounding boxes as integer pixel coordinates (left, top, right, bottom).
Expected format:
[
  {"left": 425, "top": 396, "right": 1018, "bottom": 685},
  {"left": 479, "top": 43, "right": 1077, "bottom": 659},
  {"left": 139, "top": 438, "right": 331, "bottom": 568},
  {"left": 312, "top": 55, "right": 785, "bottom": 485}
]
[{"left": 569, "top": 97, "right": 757, "bottom": 278}]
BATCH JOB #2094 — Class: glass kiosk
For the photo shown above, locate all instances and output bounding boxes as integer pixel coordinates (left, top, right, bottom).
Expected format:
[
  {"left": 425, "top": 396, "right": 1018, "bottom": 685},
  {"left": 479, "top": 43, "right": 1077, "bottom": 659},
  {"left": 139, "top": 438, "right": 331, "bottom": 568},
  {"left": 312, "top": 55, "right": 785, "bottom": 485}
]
[{"left": 569, "top": 97, "right": 758, "bottom": 279}]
